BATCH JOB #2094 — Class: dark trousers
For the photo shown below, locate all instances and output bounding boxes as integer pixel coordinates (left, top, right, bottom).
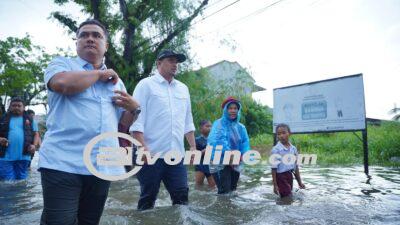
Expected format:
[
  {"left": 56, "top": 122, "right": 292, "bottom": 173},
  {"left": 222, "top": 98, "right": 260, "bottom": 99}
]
[
  {"left": 212, "top": 166, "right": 240, "bottom": 194},
  {"left": 40, "top": 168, "right": 110, "bottom": 225},
  {"left": 276, "top": 171, "right": 293, "bottom": 197},
  {"left": 136, "top": 159, "right": 189, "bottom": 210}
]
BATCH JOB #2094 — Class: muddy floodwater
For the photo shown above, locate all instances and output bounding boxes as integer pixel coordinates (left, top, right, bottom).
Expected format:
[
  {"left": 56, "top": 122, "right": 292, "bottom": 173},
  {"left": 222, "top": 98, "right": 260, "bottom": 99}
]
[{"left": 1, "top": 155, "right": 400, "bottom": 225}]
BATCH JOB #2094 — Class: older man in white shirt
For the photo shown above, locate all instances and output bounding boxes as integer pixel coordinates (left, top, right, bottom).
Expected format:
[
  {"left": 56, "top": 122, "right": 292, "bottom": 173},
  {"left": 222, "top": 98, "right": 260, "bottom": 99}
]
[{"left": 130, "top": 49, "right": 196, "bottom": 210}]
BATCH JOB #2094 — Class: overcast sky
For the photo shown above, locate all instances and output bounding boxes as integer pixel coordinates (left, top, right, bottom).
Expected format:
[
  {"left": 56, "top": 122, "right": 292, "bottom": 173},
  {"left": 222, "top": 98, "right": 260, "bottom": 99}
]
[{"left": 1, "top": 0, "right": 399, "bottom": 120}]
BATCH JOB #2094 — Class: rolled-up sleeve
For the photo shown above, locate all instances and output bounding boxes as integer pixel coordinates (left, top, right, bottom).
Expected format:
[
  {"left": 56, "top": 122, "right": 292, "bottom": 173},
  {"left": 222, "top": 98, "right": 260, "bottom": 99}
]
[
  {"left": 184, "top": 92, "right": 195, "bottom": 134},
  {"left": 44, "top": 56, "right": 70, "bottom": 91},
  {"left": 129, "top": 80, "right": 148, "bottom": 133}
]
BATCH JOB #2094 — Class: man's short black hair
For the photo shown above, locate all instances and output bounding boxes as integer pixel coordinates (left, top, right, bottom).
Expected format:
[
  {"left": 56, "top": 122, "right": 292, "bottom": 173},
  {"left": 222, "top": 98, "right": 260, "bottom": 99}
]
[
  {"left": 26, "top": 109, "right": 35, "bottom": 115},
  {"left": 10, "top": 97, "right": 24, "bottom": 105},
  {"left": 76, "top": 19, "right": 109, "bottom": 40},
  {"left": 275, "top": 123, "right": 291, "bottom": 133}
]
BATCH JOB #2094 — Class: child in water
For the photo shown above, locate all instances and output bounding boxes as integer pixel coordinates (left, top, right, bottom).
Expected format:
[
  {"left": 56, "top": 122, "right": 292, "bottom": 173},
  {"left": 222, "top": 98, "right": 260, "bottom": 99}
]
[
  {"left": 271, "top": 123, "right": 305, "bottom": 197},
  {"left": 194, "top": 120, "right": 216, "bottom": 188}
]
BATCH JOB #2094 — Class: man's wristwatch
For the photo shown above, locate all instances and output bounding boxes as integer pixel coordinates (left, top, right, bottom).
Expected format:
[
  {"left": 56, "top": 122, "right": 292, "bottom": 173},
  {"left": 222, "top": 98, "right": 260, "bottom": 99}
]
[{"left": 130, "top": 107, "right": 141, "bottom": 117}]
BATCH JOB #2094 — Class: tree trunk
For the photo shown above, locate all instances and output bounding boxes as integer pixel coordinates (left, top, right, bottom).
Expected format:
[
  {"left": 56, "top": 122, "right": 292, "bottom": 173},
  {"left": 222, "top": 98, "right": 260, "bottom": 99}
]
[{"left": 0, "top": 96, "right": 5, "bottom": 116}]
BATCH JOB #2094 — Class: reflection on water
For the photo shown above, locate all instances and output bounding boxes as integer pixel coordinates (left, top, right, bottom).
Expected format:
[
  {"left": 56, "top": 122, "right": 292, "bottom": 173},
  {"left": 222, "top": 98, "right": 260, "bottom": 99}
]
[{"left": 1, "top": 155, "right": 400, "bottom": 225}]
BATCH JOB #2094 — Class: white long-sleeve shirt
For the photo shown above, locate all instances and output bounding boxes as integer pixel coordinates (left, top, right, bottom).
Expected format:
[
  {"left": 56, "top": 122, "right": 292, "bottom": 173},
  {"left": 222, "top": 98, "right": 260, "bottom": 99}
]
[{"left": 129, "top": 71, "right": 195, "bottom": 157}]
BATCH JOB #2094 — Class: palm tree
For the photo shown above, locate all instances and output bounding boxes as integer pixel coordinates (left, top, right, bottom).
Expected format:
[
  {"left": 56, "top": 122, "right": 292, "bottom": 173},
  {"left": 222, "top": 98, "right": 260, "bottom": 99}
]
[{"left": 389, "top": 104, "right": 400, "bottom": 121}]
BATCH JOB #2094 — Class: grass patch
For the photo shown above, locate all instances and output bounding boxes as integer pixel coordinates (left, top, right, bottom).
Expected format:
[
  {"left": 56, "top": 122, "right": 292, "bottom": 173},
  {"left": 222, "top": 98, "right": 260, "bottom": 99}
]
[{"left": 251, "top": 122, "right": 400, "bottom": 167}]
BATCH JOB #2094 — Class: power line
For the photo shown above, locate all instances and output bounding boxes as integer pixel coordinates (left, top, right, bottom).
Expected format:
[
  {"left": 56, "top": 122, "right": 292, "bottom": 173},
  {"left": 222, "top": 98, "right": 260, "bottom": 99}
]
[
  {"left": 141, "top": 0, "right": 241, "bottom": 44},
  {"left": 191, "top": 0, "right": 241, "bottom": 26},
  {"left": 203, "top": 0, "right": 228, "bottom": 10},
  {"left": 134, "top": 0, "right": 242, "bottom": 53},
  {"left": 195, "top": 0, "right": 287, "bottom": 38},
  {"left": 135, "top": 0, "right": 287, "bottom": 56}
]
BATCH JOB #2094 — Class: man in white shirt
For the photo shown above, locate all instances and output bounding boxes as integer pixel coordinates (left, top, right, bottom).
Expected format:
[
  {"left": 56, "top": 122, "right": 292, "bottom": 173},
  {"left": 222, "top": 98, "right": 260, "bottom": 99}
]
[{"left": 130, "top": 49, "right": 196, "bottom": 210}]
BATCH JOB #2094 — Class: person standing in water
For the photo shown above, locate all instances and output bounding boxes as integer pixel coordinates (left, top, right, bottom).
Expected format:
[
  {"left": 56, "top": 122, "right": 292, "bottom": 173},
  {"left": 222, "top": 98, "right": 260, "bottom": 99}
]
[
  {"left": 271, "top": 123, "right": 305, "bottom": 198},
  {"left": 194, "top": 120, "right": 216, "bottom": 188},
  {"left": 0, "top": 97, "right": 40, "bottom": 180},
  {"left": 130, "top": 49, "right": 196, "bottom": 210},
  {"left": 39, "top": 19, "right": 140, "bottom": 224},
  {"left": 208, "top": 97, "right": 250, "bottom": 194}
]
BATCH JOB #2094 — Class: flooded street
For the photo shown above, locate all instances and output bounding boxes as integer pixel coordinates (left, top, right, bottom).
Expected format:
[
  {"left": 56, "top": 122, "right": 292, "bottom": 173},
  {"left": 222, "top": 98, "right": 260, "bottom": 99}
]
[{"left": 1, "top": 156, "right": 399, "bottom": 225}]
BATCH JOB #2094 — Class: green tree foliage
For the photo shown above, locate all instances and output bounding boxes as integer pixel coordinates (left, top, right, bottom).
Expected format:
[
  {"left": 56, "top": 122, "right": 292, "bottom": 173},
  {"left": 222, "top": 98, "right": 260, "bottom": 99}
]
[
  {"left": 177, "top": 69, "right": 272, "bottom": 137},
  {"left": 240, "top": 96, "right": 273, "bottom": 137},
  {"left": 0, "top": 35, "right": 51, "bottom": 115},
  {"left": 51, "top": 0, "right": 209, "bottom": 92}
]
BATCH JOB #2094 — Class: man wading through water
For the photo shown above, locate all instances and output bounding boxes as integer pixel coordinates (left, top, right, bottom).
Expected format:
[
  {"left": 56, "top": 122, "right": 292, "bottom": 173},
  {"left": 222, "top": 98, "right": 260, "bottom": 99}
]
[
  {"left": 39, "top": 19, "right": 140, "bottom": 225},
  {"left": 130, "top": 49, "right": 196, "bottom": 210}
]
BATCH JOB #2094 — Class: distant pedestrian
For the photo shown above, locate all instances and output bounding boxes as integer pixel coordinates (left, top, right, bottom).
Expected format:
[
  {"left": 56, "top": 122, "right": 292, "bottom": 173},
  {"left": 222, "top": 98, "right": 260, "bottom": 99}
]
[{"left": 0, "top": 97, "right": 40, "bottom": 180}]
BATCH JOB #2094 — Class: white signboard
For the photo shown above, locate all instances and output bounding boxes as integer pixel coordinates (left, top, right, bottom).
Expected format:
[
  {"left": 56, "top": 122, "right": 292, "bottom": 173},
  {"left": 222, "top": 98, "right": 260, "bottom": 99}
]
[{"left": 273, "top": 74, "right": 366, "bottom": 133}]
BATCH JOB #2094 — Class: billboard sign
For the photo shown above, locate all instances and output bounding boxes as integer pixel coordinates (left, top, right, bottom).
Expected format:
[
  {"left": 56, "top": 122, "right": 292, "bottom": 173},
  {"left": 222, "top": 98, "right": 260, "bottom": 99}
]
[{"left": 273, "top": 74, "right": 366, "bottom": 133}]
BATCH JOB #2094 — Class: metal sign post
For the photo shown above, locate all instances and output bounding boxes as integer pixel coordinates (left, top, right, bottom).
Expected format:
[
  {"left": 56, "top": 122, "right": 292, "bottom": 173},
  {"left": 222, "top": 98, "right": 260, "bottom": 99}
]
[{"left": 362, "top": 129, "right": 369, "bottom": 176}]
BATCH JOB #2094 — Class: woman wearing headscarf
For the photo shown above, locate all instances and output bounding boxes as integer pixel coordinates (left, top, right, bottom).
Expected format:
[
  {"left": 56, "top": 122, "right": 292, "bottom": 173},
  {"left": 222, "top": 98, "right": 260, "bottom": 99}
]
[{"left": 208, "top": 96, "right": 250, "bottom": 194}]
